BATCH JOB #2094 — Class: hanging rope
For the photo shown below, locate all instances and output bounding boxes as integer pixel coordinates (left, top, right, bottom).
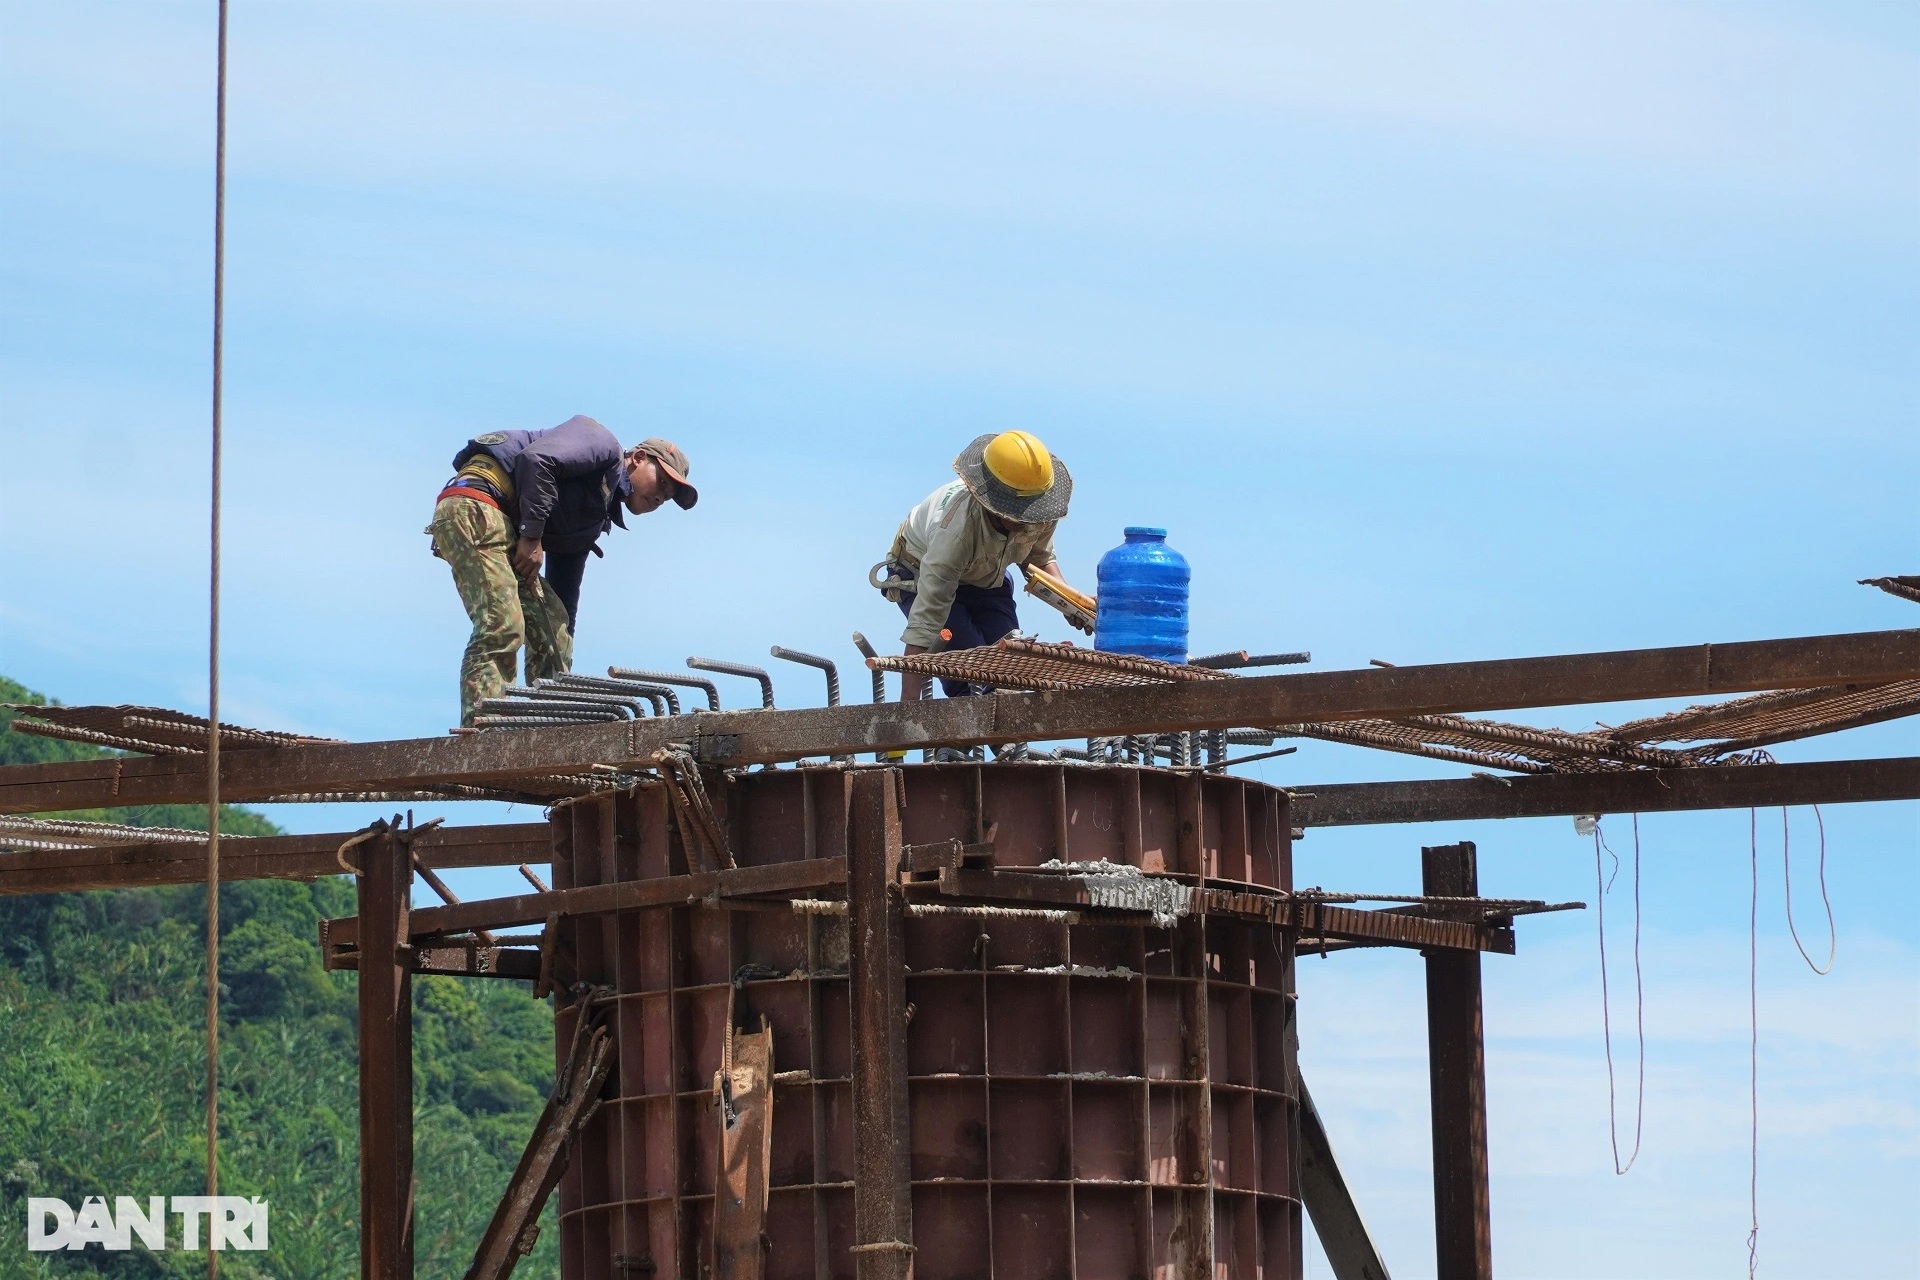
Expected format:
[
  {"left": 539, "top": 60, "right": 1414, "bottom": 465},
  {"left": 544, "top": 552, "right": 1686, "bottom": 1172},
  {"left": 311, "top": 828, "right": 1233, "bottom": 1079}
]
[
  {"left": 204, "top": 2, "right": 229, "bottom": 1270},
  {"left": 1782, "top": 806, "right": 1836, "bottom": 975},
  {"left": 1592, "top": 817, "right": 1644, "bottom": 1174},
  {"left": 1746, "top": 808, "right": 1760, "bottom": 1278}
]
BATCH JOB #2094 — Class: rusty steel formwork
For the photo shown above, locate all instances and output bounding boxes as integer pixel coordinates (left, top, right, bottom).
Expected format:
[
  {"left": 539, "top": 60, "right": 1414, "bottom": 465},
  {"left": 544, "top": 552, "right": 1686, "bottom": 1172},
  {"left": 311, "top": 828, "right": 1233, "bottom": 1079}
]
[
  {"left": 546, "top": 762, "right": 1302, "bottom": 1280},
  {"left": 869, "top": 640, "right": 1920, "bottom": 775},
  {"left": 13, "top": 626, "right": 1920, "bottom": 1280}
]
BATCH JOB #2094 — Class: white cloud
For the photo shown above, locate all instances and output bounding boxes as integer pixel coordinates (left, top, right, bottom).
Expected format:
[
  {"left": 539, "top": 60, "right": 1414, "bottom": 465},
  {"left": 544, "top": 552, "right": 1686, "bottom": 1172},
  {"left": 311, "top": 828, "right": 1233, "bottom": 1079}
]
[
  {"left": 10, "top": 2, "right": 1912, "bottom": 451},
  {"left": 1299, "top": 928, "right": 1920, "bottom": 1275},
  {"left": 629, "top": 1, "right": 1917, "bottom": 189},
  {"left": 7, "top": 2, "right": 1914, "bottom": 214},
  {"left": 2, "top": 12, "right": 1915, "bottom": 1266}
]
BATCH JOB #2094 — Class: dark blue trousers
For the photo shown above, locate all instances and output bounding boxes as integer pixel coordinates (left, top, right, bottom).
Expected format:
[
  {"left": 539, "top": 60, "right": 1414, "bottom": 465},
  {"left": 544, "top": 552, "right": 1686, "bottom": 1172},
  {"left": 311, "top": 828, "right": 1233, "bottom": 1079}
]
[
  {"left": 544, "top": 548, "right": 589, "bottom": 634},
  {"left": 896, "top": 574, "right": 1021, "bottom": 697}
]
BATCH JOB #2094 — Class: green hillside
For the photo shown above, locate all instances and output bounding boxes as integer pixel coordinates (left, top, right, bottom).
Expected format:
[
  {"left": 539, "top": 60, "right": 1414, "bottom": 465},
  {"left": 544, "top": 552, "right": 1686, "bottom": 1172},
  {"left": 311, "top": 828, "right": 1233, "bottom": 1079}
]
[{"left": 0, "top": 680, "right": 560, "bottom": 1278}]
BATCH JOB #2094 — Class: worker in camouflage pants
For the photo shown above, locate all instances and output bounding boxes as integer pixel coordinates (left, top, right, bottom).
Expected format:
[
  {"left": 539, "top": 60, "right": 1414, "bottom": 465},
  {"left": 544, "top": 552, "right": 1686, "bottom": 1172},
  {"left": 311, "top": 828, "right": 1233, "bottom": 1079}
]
[
  {"left": 429, "top": 417, "right": 698, "bottom": 727},
  {"left": 430, "top": 495, "right": 576, "bottom": 723}
]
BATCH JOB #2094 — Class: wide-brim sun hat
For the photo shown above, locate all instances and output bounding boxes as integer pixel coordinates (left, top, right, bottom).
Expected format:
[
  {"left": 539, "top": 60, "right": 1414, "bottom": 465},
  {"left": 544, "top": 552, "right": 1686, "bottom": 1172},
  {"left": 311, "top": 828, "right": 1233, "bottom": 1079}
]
[{"left": 952, "top": 432, "right": 1072, "bottom": 524}]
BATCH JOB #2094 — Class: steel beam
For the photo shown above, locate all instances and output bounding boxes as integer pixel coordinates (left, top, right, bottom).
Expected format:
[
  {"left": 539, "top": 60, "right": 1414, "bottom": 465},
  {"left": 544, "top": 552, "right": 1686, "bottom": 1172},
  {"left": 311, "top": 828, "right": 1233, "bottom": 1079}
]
[
  {"left": 463, "top": 1013, "right": 615, "bottom": 1280},
  {"left": 1291, "top": 756, "right": 1920, "bottom": 827},
  {"left": 848, "top": 769, "right": 913, "bottom": 1280},
  {"left": 0, "top": 823, "right": 549, "bottom": 895},
  {"left": 358, "top": 828, "right": 414, "bottom": 1280},
  {"left": 929, "top": 867, "right": 1517, "bottom": 953},
  {"left": 321, "top": 937, "right": 542, "bottom": 981},
  {"left": 1297, "top": 1075, "right": 1392, "bottom": 1280},
  {"left": 321, "top": 855, "right": 849, "bottom": 945},
  {"left": 3, "top": 629, "right": 1915, "bottom": 813},
  {"left": 1423, "top": 843, "right": 1492, "bottom": 1280},
  {"left": 14, "top": 755, "right": 1912, "bottom": 902}
]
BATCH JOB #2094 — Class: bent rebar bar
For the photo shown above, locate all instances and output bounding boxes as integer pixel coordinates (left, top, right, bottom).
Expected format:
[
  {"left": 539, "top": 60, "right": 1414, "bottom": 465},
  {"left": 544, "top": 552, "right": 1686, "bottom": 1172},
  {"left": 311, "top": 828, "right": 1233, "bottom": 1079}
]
[{"left": 687, "top": 657, "right": 776, "bottom": 709}]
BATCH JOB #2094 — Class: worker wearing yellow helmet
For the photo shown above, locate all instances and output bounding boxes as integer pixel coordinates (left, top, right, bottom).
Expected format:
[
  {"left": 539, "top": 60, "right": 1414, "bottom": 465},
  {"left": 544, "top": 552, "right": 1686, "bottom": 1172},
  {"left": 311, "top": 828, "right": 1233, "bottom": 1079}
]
[{"left": 874, "top": 431, "right": 1089, "bottom": 701}]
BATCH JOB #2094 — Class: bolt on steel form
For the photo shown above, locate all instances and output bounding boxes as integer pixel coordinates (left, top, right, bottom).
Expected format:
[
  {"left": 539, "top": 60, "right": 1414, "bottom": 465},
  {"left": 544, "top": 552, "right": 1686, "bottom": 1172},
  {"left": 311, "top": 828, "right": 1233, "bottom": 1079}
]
[{"left": 3, "top": 593, "right": 1919, "bottom": 1280}]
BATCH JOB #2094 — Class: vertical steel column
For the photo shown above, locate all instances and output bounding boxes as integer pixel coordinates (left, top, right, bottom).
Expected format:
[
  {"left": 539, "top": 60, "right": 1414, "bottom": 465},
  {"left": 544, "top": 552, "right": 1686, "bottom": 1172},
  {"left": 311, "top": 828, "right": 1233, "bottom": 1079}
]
[
  {"left": 1422, "top": 842, "right": 1491, "bottom": 1280},
  {"left": 1172, "top": 771, "right": 1214, "bottom": 1276},
  {"left": 358, "top": 827, "right": 414, "bottom": 1280},
  {"left": 848, "top": 769, "right": 913, "bottom": 1280}
]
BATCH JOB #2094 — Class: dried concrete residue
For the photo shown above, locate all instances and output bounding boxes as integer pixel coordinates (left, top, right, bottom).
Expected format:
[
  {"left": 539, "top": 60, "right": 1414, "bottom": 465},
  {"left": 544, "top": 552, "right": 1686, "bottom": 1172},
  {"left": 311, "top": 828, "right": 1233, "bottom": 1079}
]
[
  {"left": 1039, "top": 858, "right": 1144, "bottom": 877},
  {"left": 1039, "top": 858, "right": 1192, "bottom": 928}
]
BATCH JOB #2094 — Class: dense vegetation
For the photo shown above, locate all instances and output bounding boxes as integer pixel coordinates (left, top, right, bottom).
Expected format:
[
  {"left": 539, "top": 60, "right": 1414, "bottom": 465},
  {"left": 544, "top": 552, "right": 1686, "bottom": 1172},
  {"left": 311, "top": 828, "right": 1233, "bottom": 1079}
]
[{"left": 0, "top": 678, "right": 561, "bottom": 1278}]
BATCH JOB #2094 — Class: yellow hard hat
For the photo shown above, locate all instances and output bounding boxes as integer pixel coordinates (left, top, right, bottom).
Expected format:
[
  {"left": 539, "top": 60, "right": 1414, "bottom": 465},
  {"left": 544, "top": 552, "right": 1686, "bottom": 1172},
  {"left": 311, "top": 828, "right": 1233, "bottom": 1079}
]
[
  {"left": 981, "top": 431, "right": 1055, "bottom": 497},
  {"left": 953, "top": 431, "right": 1073, "bottom": 523}
]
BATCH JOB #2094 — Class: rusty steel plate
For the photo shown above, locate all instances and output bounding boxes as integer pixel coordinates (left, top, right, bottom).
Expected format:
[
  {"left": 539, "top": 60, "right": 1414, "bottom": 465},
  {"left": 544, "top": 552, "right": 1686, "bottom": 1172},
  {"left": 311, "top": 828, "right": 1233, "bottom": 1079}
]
[{"left": 547, "top": 762, "right": 1302, "bottom": 1280}]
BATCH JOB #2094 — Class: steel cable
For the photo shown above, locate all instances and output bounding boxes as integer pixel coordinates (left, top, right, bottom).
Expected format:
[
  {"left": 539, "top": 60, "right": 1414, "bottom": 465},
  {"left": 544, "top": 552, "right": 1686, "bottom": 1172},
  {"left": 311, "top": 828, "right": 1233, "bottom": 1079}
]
[
  {"left": 205, "top": 1, "right": 229, "bottom": 1263},
  {"left": 1746, "top": 808, "right": 1760, "bottom": 1279},
  {"left": 1592, "top": 817, "right": 1644, "bottom": 1175},
  {"left": 1782, "top": 806, "right": 1835, "bottom": 975}
]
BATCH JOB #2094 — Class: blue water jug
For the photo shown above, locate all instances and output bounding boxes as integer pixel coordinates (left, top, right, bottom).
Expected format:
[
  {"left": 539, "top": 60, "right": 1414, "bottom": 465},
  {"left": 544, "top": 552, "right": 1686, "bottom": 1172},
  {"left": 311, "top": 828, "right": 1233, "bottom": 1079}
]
[{"left": 1095, "top": 527, "right": 1190, "bottom": 663}]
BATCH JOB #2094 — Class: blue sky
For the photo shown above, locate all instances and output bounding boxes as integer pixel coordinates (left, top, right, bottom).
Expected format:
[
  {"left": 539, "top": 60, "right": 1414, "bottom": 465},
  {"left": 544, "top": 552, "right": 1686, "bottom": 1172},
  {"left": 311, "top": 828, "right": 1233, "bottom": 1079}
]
[{"left": 2, "top": 2, "right": 1915, "bottom": 1275}]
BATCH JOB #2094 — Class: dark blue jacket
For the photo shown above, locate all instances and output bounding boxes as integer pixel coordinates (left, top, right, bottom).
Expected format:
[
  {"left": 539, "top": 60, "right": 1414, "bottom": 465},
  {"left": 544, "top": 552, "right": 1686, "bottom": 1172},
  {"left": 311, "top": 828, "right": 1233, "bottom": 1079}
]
[{"left": 453, "top": 416, "right": 633, "bottom": 555}]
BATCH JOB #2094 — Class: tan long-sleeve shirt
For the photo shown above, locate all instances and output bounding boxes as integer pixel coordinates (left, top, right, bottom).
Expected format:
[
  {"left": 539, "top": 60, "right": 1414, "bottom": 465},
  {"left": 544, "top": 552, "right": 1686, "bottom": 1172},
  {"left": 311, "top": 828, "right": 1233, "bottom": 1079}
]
[{"left": 891, "top": 480, "right": 1058, "bottom": 648}]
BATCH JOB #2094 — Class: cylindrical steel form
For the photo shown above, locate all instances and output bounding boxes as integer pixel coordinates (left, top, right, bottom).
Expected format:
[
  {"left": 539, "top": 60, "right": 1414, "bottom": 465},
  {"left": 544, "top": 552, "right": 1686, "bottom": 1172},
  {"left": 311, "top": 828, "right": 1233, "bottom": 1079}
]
[{"left": 550, "top": 763, "right": 1300, "bottom": 1280}]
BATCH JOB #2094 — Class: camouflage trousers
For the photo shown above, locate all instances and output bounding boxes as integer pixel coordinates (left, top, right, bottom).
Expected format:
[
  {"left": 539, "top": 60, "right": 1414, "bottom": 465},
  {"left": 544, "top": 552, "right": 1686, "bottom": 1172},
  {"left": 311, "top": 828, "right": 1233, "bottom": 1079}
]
[{"left": 428, "top": 496, "right": 573, "bottom": 727}]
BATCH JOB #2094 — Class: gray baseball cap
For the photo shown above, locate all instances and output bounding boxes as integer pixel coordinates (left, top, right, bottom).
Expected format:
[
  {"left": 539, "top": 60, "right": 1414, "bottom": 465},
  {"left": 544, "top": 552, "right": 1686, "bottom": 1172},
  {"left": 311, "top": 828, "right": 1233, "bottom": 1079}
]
[{"left": 633, "top": 437, "right": 698, "bottom": 509}]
